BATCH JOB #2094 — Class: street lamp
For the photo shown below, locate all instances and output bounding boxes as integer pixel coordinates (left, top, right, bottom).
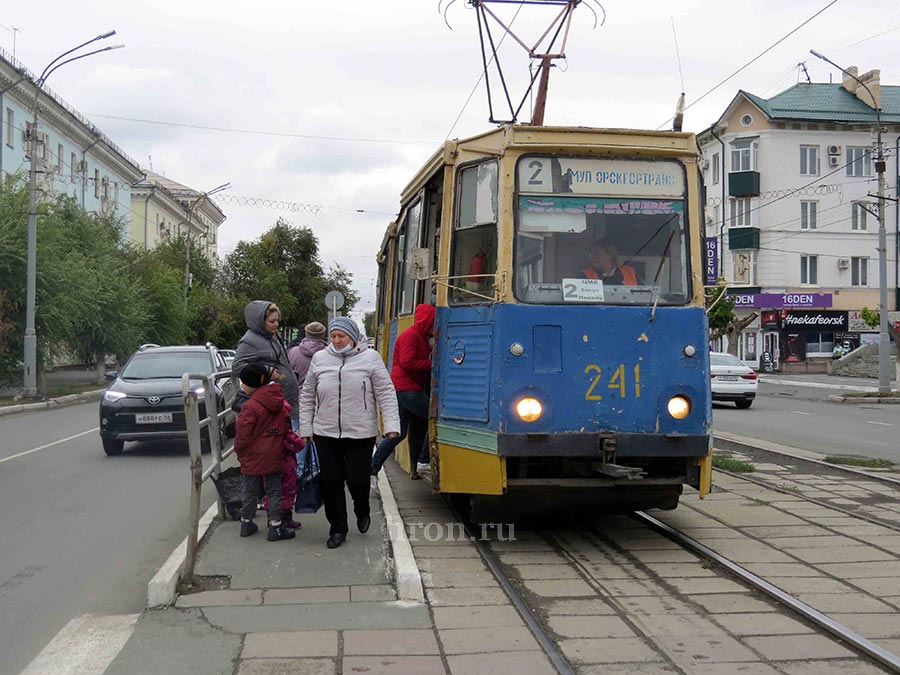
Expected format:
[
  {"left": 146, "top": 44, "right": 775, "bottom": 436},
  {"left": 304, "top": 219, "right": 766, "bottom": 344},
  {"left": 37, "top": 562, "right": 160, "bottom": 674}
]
[
  {"left": 810, "top": 49, "right": 893, "bottom": 394},
  {"left": 22, "top": 31, "right": 123, "bottom": 397},
  {"left": 182, "top": 182, "right": 230, "bottom": 305}
]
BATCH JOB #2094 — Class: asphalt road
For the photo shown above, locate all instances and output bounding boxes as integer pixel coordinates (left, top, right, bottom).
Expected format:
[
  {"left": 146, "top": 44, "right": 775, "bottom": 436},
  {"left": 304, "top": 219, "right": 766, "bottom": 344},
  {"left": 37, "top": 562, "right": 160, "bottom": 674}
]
[
  {"left": 713, "top": 381, "right": 898, "bottom": 462},
  {"left": 0, "top": 401, "right": 219, "bottom": 675}
]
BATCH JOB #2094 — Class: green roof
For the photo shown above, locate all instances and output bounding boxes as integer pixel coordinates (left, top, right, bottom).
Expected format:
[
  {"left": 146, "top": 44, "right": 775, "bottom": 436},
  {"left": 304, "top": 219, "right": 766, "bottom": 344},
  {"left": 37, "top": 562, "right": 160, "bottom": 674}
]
[{"left": 743, "top": 83, "right": 900, "bottom": 124}]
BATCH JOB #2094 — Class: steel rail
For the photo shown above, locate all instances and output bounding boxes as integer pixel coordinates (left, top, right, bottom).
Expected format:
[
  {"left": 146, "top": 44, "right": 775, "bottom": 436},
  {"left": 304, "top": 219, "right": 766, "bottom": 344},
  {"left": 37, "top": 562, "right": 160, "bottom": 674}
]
[
  {"left": 443, "top": 499, "right": 577, "bottom": 675},
  {"left": 716, "top": 468, "right": 900, "bottom": 535},
  {"left": 714, "top": 433, "right": 900, "bottom": 487},
  {"left": 634, "top": 510, "right": 900, "bottom": 674}
]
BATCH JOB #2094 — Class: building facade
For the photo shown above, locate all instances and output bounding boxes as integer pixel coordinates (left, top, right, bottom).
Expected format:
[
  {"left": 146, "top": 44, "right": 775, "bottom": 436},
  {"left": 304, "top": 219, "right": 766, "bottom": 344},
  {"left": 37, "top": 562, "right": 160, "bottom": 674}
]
[
  {"left": 699, "top": 67, "right": 900, "bottom": 372},
  {"left": 0, "top": 47, "right": 142, "bottom": 226},
  {"left": 131, "top": 172, "right": 225, "bottom": 260}
]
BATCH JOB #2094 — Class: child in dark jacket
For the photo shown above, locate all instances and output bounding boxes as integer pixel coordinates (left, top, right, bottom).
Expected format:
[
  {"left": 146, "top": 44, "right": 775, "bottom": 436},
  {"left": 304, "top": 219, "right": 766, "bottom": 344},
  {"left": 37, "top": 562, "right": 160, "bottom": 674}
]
[{"left": 235, "top": 363, "right": 294, "bottom": 541}]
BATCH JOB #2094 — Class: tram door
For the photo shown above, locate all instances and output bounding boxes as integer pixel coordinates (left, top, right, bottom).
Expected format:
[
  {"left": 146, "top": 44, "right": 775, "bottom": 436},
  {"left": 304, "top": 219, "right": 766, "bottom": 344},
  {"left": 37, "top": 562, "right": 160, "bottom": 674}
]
[{"left": 763, "top": 332, "right": 779, "bottom": 370}]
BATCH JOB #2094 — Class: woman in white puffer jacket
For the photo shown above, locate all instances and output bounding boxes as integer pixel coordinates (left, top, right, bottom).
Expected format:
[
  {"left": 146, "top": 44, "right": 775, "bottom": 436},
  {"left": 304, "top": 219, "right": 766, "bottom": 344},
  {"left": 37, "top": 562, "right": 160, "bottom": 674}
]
[{"left": 299, "top": 317, "right": 399, "bottom": 549}]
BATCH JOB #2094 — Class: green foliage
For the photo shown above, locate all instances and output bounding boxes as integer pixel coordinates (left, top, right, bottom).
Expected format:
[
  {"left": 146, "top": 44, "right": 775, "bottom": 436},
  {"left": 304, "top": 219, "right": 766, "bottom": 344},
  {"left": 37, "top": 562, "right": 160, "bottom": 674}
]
[
  {"left": 705, "top": 281, "right": 735, "bottom": 339},
  {"left": 712, "top": 454, "right": 755, "bottom": 473},
  {"left": 825, "top": 455, "right": 894, "bottom": 468},
  {"left": 363, "top": 311, "right": 376, "bottom": 337},
  {"left": 859, "top": 306, "right": 879, "bottom": 328}
]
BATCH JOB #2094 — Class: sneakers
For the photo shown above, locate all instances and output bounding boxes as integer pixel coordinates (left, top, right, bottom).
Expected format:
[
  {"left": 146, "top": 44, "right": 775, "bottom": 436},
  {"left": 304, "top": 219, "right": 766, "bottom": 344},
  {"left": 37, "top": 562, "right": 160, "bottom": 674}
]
[
  {"left": 280, "top": 511, "right": 302, "bottom": 529},
  {"left": 357, "top": 515, "right": 371, "bottom": 534},
  {"left": 410, "top": 471, "right": 422, "bottom": 480},
  {"left": 370, "top": 475, "right": 380, "bottom": 496},
  {"left": 326, "top": 532, "right": 346, "bottom": 548},
  {"left": 239, "top": 520, "right": 258, "bottom": 537},
  {"left": 267, "top": 524, "right": 296, "bottom": 541},
  {"left": 416, "top": 461, "right": 431, "bottom": 473}
]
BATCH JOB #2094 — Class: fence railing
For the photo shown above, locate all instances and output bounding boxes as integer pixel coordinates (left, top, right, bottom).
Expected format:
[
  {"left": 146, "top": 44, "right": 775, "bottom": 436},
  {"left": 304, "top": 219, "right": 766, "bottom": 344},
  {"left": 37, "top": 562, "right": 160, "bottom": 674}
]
[{"left": 181, "top": 369, "right": 235, "bottom": 586}]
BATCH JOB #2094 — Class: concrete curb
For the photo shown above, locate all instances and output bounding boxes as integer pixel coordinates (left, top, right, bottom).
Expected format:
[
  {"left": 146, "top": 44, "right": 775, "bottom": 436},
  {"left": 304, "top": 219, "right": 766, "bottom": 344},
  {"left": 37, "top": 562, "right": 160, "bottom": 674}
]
[
  {"left": 826, "top": 394, "right": 900, "bottom": 404},
  {"left": 147, "top": 503, "right": 218, "bottom": 608},
  {"left": 759, "top": 377, "right": 880, "bottom": 392},
  {"left": 378, "top": 470, "right": 425, "bottom": 604},
  {"left": 0, "top": 388, "right": 105, "bottom": 417}
]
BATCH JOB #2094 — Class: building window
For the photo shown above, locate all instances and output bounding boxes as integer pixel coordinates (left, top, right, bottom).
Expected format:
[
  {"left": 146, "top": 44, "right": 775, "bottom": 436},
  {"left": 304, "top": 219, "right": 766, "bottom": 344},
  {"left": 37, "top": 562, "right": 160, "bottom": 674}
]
[
  {"left": 851, "top": 202, "right": 868, "bottom": 231},
  {"left": 800, "top": 201, "right": 817, "bottom": 230},
  {"left": 799, "top": 145, "right": 819, "bottom": 176},
  {"left": 800, "top": 255, "right": 818, "bottom": 285},
  {"left": 70, "top": 152, "right": 77, "bottom": 180},
  {"left": 730, "top": 138, "right": 757, "bottom": 172},
  {"left": 806, "top": 332, "right": 834, "bottom": 356},
  {"left": 712, "top": 152, "right": 719, "bottom": 185},
  {"left": 5, "top": 108, "right": 13, "bottom": 147},
  {"left": 846, "top": 146, "right": 872, "bottom": 177},
  {"left": 851, "top": 257, "right": 868, "bottom": 286},
  {"left": 94, "top": 169, "right": 100, "bottom": 198},
  {"left": 732, "top": 251, "right": 756, "bottom": 285},
  {"left": 730, "top": 198, "right": 752, "bottom": 227},
  {"left": 57, "top": 144, "right": 63, "bottom": 174}
]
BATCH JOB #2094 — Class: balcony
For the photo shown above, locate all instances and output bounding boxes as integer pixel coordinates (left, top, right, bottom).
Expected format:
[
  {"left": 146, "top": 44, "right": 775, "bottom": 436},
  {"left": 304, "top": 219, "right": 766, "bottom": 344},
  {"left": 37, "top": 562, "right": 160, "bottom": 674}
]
[
  {"left": 728, "top": 171, "right": 760, "bottom": 197},
  {"left": 728, "top": 227, "right": 759, "bottom": 250}
]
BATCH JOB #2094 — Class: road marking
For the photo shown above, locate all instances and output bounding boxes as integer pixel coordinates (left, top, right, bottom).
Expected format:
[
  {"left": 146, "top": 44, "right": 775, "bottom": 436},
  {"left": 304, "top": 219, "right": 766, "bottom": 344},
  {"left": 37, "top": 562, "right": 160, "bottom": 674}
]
[
  {"left": 0, "top": 428, "right": 99, "bottom": 465},
  {"left": 791, "top": 411, "right": 812, "bottom": 415},
  {"left": 19, "top": 613, "right": 139, "bottom": 675},
  {"left": 866, "top": 420, "right": 893, "bottom": 426}
]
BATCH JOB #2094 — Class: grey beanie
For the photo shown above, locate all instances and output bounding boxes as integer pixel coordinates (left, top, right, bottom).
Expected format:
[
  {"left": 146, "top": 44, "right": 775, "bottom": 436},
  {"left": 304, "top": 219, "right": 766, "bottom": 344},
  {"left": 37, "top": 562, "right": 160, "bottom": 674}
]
[
  {"left": 328, "top": 317, "right": 360, "bottom": 344},
  {"left": 305, "top": 321, "right": 326, "bottom": 339}
]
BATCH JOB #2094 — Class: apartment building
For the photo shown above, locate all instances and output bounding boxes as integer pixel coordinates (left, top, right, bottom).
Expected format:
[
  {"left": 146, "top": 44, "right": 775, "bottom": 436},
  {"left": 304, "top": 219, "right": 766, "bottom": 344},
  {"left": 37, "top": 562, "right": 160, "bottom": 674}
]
[{"left": 699, "top": 66, "right": 900, "bottom": 372}]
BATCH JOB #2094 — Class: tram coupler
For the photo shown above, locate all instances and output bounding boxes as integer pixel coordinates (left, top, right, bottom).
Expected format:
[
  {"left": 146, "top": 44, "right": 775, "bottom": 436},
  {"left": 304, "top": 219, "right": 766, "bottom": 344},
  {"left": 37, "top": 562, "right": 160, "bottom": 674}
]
[{"left": 592, "top": 434, "right": 646, "bottom": 480}]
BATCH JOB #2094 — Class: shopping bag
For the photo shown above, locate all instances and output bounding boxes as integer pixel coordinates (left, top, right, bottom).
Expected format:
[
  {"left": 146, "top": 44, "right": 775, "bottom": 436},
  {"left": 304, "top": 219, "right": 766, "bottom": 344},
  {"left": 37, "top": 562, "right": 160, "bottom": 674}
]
[
  {"left": 295, "top": 439, "right": 322, "bottom": 513},
  {"left": 294, "top": 476, "right": 323, "bottom": 513},
  {"left": 211, "top": 466, "right": 244, "bottom": 520}
]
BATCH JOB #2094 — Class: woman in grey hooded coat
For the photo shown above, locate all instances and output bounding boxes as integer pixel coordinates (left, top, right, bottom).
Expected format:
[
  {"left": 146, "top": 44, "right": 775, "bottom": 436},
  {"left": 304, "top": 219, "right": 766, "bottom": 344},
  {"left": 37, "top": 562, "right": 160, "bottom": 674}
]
[{"left": 233, "top": 301, "right": 300, "bottom": 428}]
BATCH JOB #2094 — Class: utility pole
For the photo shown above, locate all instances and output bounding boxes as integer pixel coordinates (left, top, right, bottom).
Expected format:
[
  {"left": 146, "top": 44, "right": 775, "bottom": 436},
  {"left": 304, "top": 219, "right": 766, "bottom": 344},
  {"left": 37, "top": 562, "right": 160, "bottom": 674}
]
[
  {"left": 182, "top": 183, "right": 230, "bottom": 306},
  {"left": 811, "top": 50, "right": 893, "bottom": 394}
]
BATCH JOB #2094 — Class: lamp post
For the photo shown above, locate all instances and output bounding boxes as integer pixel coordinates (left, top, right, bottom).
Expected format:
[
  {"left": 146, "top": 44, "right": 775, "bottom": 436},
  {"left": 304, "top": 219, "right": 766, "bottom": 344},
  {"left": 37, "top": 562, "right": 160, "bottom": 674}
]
[
  {"left": 22, "top": 31, "right": 123, "bottom": 397},
  {"left": 182, "top": 182, "right": 230, "bottom": 305},
  {"left": 810, "top": 50, "right": 892, "bottom": 394}
]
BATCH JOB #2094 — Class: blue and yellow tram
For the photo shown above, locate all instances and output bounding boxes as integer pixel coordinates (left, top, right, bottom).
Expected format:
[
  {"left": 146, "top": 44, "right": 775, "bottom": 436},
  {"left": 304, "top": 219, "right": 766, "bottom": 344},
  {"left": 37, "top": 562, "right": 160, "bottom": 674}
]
[{"left": 375, "top": 125, "right": 712, "bottom": 517}]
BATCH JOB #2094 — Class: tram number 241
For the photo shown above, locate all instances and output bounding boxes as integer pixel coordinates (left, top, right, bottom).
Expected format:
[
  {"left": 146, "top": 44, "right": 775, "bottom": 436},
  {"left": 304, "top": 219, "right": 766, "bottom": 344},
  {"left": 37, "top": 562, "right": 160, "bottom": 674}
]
[{"left": 584, "top": 364, "right": 641, "bottom": 400}]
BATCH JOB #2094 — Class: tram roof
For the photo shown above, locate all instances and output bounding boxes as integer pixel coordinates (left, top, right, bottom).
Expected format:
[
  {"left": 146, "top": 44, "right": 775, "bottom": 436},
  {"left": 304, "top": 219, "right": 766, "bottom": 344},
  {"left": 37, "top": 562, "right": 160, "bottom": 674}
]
[{"left": 399, "top": 124, "right": 698, "bottom": 204}]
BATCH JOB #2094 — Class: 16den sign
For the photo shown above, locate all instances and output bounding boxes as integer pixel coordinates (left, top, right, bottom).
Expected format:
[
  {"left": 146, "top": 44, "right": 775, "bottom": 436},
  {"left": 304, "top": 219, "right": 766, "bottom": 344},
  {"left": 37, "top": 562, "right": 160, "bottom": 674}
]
[{"left": 781, "top": 310, "right": 847, "bottom": 331}]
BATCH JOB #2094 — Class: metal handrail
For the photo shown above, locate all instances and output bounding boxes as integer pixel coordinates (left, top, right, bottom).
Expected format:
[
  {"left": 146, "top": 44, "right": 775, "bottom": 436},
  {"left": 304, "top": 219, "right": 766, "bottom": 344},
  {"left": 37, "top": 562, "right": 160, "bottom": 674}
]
[{"left": 181, "top": 369, "right": 236, "bottom": 585}]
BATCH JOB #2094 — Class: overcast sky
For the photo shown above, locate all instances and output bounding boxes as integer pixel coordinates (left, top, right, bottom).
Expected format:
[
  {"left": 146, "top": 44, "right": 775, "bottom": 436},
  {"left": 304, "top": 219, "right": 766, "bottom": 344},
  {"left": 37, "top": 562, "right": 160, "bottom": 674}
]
[{"left": 3, "top": 0, "right": 899, "bottom": 321}]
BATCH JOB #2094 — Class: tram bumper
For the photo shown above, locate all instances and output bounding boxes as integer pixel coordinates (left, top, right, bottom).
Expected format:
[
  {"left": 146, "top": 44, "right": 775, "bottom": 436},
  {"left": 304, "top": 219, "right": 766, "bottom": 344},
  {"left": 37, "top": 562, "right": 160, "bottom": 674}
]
[{"left": 496, "top": 431, "right": 709, "bottom": 458}]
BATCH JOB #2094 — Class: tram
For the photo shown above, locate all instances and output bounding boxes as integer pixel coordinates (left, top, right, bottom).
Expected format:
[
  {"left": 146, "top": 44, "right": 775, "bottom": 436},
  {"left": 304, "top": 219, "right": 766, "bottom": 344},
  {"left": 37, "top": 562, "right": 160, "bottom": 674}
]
[{"left": 374, "top": 124, "right": 713, "bottom": 518}]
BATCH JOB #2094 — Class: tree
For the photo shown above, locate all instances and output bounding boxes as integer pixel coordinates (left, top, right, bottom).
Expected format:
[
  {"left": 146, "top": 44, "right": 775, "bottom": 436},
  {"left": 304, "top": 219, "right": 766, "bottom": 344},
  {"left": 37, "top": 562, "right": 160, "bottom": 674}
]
[
  {"left": 706, "top": 281, "right": 757, "bottom": 357},
  {"left": 363, "top": 311, "right": 376, "bottom": 337}
]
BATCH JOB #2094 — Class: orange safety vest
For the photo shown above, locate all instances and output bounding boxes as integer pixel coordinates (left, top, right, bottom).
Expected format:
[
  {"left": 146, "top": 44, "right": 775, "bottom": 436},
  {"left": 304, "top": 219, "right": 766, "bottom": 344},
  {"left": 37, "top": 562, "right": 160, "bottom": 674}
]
[{"left": 581, "top": 265, "right": 638, "bottom": 285}]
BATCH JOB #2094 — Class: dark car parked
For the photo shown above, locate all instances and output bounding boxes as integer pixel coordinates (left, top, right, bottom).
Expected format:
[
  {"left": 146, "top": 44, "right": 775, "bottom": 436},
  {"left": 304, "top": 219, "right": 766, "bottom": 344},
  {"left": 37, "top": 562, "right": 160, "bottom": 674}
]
[{"left": 99, "top": 344, "right": 236, "bottom": 455}]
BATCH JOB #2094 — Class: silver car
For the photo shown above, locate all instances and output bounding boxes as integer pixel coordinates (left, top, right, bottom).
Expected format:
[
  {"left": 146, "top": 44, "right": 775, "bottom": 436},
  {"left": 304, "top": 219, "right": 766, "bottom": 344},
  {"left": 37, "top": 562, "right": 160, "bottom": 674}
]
[{"left": 709, "top": 351, "right": 758, "bottom": 409}]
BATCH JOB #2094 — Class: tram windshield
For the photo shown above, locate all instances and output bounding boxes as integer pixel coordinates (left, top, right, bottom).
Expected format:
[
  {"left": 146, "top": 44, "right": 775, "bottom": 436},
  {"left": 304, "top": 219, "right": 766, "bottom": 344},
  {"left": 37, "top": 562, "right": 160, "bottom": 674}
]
[{"left": 513, "top": 156, "right": 691, "bottom": 306}]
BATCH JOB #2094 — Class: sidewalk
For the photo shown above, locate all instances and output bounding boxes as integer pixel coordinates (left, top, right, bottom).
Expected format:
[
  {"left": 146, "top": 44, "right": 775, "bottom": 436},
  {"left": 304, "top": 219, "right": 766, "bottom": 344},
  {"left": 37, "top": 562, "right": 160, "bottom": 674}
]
[{"left": 760, "top": 372, "right": 895, "bottom": 392}]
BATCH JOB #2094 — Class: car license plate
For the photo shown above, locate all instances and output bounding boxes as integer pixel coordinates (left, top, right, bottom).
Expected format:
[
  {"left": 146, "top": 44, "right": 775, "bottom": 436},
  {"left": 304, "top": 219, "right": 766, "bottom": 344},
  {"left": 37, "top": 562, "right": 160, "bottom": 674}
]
[
  {"left": 718, "top": 375, "right": 739, "bottom": 381},
  {"left": 136, "top": 412, "right": 173, "bottom": 424}
]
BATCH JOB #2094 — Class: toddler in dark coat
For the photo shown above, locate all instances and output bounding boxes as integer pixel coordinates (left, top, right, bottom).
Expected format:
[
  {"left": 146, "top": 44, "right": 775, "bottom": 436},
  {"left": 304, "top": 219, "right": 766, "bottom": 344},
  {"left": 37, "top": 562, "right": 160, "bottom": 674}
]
[{"left": 234, "top": 363, "right": 294, "bottom": 541}]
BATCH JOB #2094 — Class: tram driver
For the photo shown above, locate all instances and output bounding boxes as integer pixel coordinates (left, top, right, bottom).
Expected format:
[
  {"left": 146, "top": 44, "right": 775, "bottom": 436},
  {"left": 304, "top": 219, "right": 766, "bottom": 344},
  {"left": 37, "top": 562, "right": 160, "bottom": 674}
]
[{"left": 581, "top": 240, "right": 641, "bottom": 286}]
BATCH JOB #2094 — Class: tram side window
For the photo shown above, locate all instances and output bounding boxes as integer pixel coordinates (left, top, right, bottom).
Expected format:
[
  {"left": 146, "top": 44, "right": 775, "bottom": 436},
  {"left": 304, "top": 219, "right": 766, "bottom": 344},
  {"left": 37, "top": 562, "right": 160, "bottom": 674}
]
[
  {"left": 451, "top": 161, "right": 498, "bottom": 304},
  {"left": 394, "top": 200, "right": 423, "bottom": 316}
]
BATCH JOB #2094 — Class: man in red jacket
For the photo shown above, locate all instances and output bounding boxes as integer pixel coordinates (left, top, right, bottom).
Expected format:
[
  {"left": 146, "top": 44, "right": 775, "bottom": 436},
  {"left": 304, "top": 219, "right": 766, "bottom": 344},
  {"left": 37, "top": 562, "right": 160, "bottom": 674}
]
[
  {"left": 235, "top": 362, "right": 295, "bottom": 541},
  {"left": 371, "top": 303, "right": 435, "bottom": 480}
]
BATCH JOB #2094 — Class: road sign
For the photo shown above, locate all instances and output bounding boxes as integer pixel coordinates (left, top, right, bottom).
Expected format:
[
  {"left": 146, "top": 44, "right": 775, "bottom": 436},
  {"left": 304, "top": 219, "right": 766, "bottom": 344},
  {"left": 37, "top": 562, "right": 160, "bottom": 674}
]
[{"left": 324, "top": 290, "right": 344, "bottom": 312}]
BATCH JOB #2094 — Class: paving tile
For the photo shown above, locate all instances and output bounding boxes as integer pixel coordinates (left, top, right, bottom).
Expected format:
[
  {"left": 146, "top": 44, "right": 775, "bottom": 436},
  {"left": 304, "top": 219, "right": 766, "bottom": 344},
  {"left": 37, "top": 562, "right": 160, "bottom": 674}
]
[
  {"left": 343, "top": 629, "right": 439, "bottom": 655},
  {"left": 546, "top": 615, "right": 636, "bottom": 639},
  {"left": 741, "top": 526, "right": 831, "bottom": 539},
  {"left": 655, "top": 635, "right": 759, "bottom": 667},
  {"left": 615, "top": 596, "right": 696, "bottom": 616},
  {"left": 264, "top": 587, "right": 349, "bottom": 605},
  {"left": 583, "top": 564, "right": 651, "bottom": 580},
  {"left": 743, "top": 634, "right": 855, "bottom": 660},
  {"left": 845, "top": 577, "right": 900, "bottom": 596},
  {"left": 766, "top": 576, "right": 854, "bottom": 595},
  {"left": 512, "top": 564, "right": 582, "bottom": 580},
  {"left": 742, "top": 563, "right": 823, "bottom": 578},
  {"left": 521, "top": 579, "right": 596, "bottom": 597},
  {"left": 426, "top": 587, "right": 510, "bottom": 606},
  {"left": 665, "top": 577, "right": 748, "bottom": 594},
  {"left": 237, "top": 659, "right": 338, "bottom": 675},
  {"left": 630, "top": 614, "right": 727, "bottom": 637},
  {"left": 576, "top": 664, "right": 678, "bottom": 674},
  {"left": 545, "top": 599, "right": 616, "bottom": 616},
  {"left": 788, "top": 546, "right": 896, "bottom": 563},
  {"left": 342, "top": 656, "right": 446, "bottom": 675},
  {"left": 350, "top": 585, "right": 396, "bottom": 602},
  {"left": 795, "top": 593, "right": 895, "bottom": 613},
  {"left": 432, "top": 605, "right": 524, "bottom": 629},
  {"left": 438, "top": 626, "right": 539, "bottom": 654},
  {"left": 689, "top": 593, "right": 775, "bottom": 614},
  {"left": 599, "top": 579, "right": 667, "bottom": 596},
  {"left": 627, "top": 549, "right": 700, "bottom": 564},
  {"left": 242, "top": 631, "right": 338, "bottom": 658},
  {"left": 412, "top": 545, "right": 480, "bottom": 558},
  {"left": 818, "top": 561, "right": 900, "bottom": 578},
  {"left": 558, "top": 637, "right": 660, "bottom": 664},
  {"left": 176, "top": 589, "right": 262, "bottom": 607},
  {"left": 779, "top": 658, "right": 893, "bottom": 675},
  {"left": 236, "top": 658, "right": 335, "bottom": 675},
  {"left": 697, "top": 540, "right": 795, "bottom": 564},
  {"left": 644, "top": 563, "right": 717, "bottom": 578},
  {"left": 418, "top": 558, "right": 488, "bottom": 572},
  {"left": 422, "top": 571, "right": 499, "bottom": 588},
  {"left": 686, "top": 665, "right": 782, "bottom": 675},
  {"left": 495, "top": 552, "right": 568, "bottom": 565},
  {"left": 206, "top": 602, "right": 430, "bottom": 633},
  {"left": 714, "top": 612, "right": 814, "bottom": 636},
  {"left": 830, "top": 613, "right": 900, "bottom": 638},
  {"left": 447, "top": 650, "right": 556, "bottom": 675}
]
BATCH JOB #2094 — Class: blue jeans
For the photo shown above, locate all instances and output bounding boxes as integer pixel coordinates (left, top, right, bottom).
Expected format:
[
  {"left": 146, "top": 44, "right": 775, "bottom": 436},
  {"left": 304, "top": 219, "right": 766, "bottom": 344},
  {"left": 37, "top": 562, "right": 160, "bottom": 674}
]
[{"left": 371, "top": 389, "right": 429, "bottom": 474}]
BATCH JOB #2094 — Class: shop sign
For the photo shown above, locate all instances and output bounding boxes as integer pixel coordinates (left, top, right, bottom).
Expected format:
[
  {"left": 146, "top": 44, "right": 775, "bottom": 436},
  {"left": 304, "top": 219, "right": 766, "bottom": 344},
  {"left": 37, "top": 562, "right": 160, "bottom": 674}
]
[
  {"left": 731, "top": 292, "right": 832, "bottom": 309},
  {"left": 782, "top": 310, "right": 847, "bottom": 331},
  {"left": 705, "top": 238, "right": 718, "bottom": 286}
]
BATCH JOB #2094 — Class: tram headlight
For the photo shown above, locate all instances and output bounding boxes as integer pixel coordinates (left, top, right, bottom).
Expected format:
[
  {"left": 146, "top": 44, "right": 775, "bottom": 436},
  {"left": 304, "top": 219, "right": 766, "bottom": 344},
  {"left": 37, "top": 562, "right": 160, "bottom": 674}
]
[
  {"left": 667, "top": 395, "right": 691, "bottom": 419},
  {"left": 515, "top": 397, "right": 543, "bottom": 422}
]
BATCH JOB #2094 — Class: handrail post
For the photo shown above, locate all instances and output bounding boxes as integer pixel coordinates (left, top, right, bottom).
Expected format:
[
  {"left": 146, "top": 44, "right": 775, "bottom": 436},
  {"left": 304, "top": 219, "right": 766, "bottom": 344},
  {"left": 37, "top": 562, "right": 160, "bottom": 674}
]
[
  {"left": 205, "top": 373, "right": 226, "bottom": 520},
  {"left": 182, "top": 372, "right": 203, "bottom": 587}
]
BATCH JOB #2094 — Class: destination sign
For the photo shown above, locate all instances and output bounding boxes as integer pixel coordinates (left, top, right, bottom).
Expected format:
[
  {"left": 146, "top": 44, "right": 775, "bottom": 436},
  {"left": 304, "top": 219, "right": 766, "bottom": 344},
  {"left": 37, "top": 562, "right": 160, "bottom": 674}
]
[{"left": 518, "top": 156, "right": 685, "bottom": 197}]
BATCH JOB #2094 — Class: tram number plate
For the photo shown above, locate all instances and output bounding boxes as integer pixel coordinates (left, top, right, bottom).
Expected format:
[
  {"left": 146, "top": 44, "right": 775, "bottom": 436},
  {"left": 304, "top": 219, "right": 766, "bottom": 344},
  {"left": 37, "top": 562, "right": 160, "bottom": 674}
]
[
  {"left": 717, "top": 375, "right": 739, "bottom": 381},
  {"left": 136, "top": 412, "right": 173, "bottom": 424}
]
